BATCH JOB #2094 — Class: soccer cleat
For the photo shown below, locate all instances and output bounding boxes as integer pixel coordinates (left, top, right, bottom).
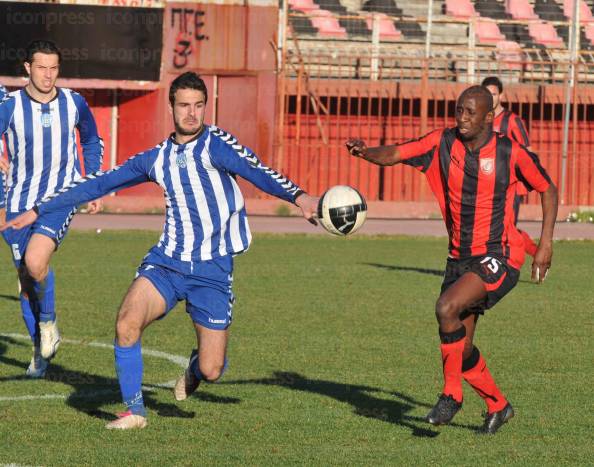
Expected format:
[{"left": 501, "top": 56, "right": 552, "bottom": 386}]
[
  {"left": 25, "top": 346, "right": 49, "bottom": 379},
  {"left": 478, "top": 403, "right": 514, "bottom": 435},
  {"left": 39, "top": 319, "right": 61, "bottom": 360},
  {"left": 426, "top": 394, "right": 462, "bottom": 425},
  {"left": 105, "top": 411, "right": 148, "bottom": 430},
  {"left": 173, "top": 349, "right": 201, "bottom": 401}
]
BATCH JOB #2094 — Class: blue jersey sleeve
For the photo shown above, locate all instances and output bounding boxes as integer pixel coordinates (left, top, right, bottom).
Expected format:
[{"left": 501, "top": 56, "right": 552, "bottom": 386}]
[
  {"left": 0, "top": 95, "right": 14, "bottom": 209},
  {"left": 73, "top": 92, "right": 103, "bottom": 174},
  {"left": 209, "top": 127, "right": 304, "bottom": 203},
  {"left": 36, "top": 149, "right": 157, "bottom": 215}
]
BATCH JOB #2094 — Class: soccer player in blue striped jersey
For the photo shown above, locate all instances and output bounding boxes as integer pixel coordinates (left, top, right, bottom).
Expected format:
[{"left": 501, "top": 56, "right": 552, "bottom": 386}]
[
  {"left": 0, "top": 41, "right": 103, "bottom": 378},
  {"left": 0, "top": 83, "right": 7, "bottom": 214},
  {"left": 2, "top": 72, "right": 319, "bottom": 430}
]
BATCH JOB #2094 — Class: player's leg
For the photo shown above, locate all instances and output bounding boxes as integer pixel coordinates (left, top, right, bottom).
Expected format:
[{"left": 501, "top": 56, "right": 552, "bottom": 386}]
[
  {"left": 426, "top": 272, "right": 487, "bottom": 425},
  {"left": 1, "top": 223, "right": 47, "bottom": 377},
  {"left": 23, "top": 233, "right": 60, "bottom": 359},
  {"left": 514, "top": 192, "right": 538, "bottom": 257},
  {"left": 174, "top": 257, "right": 234, "bottom": 401},
  {"left": 461, "top": 263, "right": 519, "bottom": 434},
  {"left": 106, "top": 276, "right": 169, "bottom": 430}
]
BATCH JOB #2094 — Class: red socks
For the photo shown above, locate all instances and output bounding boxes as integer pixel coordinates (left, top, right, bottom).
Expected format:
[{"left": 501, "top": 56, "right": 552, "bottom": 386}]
[
  {"left": 520, "top": 229, "right": 538, "bottom": 257},
  {"left": 439, "top": 327, "right": 466, "bottom": 403},
  {"left": 462, "top": 346, "right": 508, "bottom": 414}
]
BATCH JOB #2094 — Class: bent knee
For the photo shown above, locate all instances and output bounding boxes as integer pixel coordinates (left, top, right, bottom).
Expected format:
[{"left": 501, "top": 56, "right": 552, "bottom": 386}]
[
  {"left": 115, "top": 318, "right": 142, "bottom": 347},
  {"left": 23, "top": 257, "right": 48, "bottom": 282},
  {"left": 199, "top": 362, "right": 225, "bottom": 382},
  {"left": 435, "top": 297, "right": 461, "bottom": 322}
]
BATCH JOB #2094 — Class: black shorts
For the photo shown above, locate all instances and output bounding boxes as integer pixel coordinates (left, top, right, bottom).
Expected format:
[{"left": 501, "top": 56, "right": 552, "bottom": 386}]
[{"left": 441, "top": 255, "right": 520, "bottom": 314}]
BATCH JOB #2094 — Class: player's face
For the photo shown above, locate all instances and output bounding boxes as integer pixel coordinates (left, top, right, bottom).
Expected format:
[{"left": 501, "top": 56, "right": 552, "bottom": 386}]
[
  {"left": 25, "top": 53, "right": 60, "bottom": 94},
  {"left": 455, "top": 96, "right": 493, "bottom": 142},
  {"left": 170, "top": 88, "right": 206, "bottom": 136},
  {"left": 485, "top": 85, "right": 501, "bottom": 110}
]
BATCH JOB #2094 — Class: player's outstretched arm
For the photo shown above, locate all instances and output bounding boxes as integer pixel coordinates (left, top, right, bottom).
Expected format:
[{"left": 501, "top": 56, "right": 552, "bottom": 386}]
[
  {"left": 532, "top": 184, "right": 558, "bottom": 283},
  {"left": 345, "top": 139, "right": 401, "bottom": 166},
  {"left": 0, "top": 209, "right": 37, "bottom": 231},
  {"left": 295, "top": 193, "right": 319, "bottom": 225}
]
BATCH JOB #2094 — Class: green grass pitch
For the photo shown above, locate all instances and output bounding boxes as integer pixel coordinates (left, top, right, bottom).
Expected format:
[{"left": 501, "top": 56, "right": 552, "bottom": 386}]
[{"left": 0, "top": 231, "right": 592, "bottom": 465}]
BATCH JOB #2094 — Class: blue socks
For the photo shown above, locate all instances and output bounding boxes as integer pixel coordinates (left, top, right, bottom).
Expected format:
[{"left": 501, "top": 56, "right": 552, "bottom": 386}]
[
  {"left": 114, "top": 340, "right": 146, "bottom": 417},
  {"left": 33, "top": 269, "right": 55, "bottom": 323},
  {"left": 20, "top": 295, "right": 38, "bottom": 343}
]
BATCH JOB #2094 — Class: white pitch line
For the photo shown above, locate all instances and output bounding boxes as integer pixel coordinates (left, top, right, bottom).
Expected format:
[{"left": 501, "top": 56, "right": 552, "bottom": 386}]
[{"left": 0, "top": 333, "right": 187, "bottom": 402}]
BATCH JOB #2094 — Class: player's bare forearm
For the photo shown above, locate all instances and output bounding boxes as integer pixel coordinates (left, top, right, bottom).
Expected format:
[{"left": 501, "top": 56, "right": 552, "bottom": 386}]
[
  {"left": 345, "top": 139, "right": 401, "bottom": 166},
  {"left": 539, "top": 184, "right": 558, "bottom": 246},
  {"left": 532, "top": 184, "right": 558, "bottom": 283}
]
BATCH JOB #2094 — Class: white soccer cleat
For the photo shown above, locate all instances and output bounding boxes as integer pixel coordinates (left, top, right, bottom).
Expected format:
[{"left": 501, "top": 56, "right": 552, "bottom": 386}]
[
  {"left": 39, "top": 319, "right": 61, "bottom": 359},
  {"left": 26, "top": 346, "right": 49, "bottom": 379},
  {"left": 105, "top": 411, "right": 148, "bottom": 430},
  {"left": 173, "top": 349, "right": 201, "bottom": 401}
]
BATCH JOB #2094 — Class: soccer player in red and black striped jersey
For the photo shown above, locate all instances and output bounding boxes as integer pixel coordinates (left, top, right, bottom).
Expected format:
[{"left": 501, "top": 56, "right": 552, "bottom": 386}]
[
  {"left": 482, "top": 76, "right": 538, "bottom": 257},
  {"left": 345, "top": 86, "right": 558, "bottom": 434}
]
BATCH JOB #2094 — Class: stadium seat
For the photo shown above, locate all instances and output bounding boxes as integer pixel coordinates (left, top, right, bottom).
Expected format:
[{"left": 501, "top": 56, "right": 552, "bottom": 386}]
[
  {"left": 445, "top": 0, "right": 478, "bottom": 18},
  {"left": 506, "top": 0, "right": 538, "bottom": 20},
  {"left": 563, "top": 0, "right": 593, "bottom": 21},
  {"left": 475, "top": 19, "right": 505, "bottom": 43},
  {"left": 528, "top": 21, "right": 564, "bottom": 46},
  {"left": 495, "top": 40, "right": 524, "bottom": 69},
  {"left": 365, "top": 13, "right": 402, "bottom": 40},
  {"left": 288, "top": 0, "right": 319, "bottom": 12},
  {"left": 310, "top": 9, "right": 348, "bottom": 38}
]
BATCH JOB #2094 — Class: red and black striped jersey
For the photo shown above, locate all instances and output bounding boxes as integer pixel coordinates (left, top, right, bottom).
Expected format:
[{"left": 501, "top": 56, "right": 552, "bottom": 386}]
[
  {"left": 493, "top": 109, "right": 530, "bottom": 146},
  {"left": 398, "top": 128, "right": 551, "bottom": 269},
  {"left": 493, "top": 109, "right": 531, "bottom": 195}
]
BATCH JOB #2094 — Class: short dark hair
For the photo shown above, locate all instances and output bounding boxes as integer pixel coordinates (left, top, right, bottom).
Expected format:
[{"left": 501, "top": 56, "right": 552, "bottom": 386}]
[
  {"left": 481, "top": 76, "right": 503, "bottom": 93},
  {"left": 458, "top": 85, "right": 493, "bottom": 112},
  {"left": 169, "top": 72, "right": 208, "bottom": 106},
  {"left": 26, "top": 40, "right": 61, "bottom": 64}
]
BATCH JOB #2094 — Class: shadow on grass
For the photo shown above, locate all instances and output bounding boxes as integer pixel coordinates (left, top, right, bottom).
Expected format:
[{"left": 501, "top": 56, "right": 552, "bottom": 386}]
[
  {"left": 0, "top": 293, "right": 20, "bottom": 302},
  {"left": 0, "top": 336, "right": 240, "bottom": 422},
  {"left": 225, "top": 371, "right": 478, "bottom": 437},
  {"left": 364, "top": 262, "right": 444, "bottom": 277}
]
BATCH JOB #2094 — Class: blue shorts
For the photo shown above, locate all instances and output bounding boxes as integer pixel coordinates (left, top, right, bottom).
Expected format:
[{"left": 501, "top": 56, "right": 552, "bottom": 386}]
[
  {"left": 136, "top": 253, "right": 235, "bottom": 330},
  {"left": 1, "top": 207, "right": 76, "bottom": 267}
]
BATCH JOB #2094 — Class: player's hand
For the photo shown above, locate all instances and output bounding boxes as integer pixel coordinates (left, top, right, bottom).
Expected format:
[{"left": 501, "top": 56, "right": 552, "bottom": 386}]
[
  {"left": 346, "top": 139, "right": 368, "bottom": 158},
  {"left": 295, "top": 193, "right": 319, "bottom": 225},
  {"left": 532, "top": 241, "right": 552, "bottom": 284},
  {"left": 86, "top": 198, "right": 103, "bottom": 215},
  {"left": 0, "top": 156, "right": 9, "bottom": 173},
  {"left": 0, "top": 207, "right": 5, "bottom": 226},
  {"left": 0, "top": 209, "right": 37, "bottom": 231}
]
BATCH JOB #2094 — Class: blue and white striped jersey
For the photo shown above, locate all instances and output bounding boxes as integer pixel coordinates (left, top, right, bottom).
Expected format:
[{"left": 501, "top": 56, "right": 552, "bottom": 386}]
[
  {"left": 0, "top": 84, "right": 7, "bottom": 207},
  {"left": 0, "top": 88, "right": 103, "bottom": 212},
  {"left": 37, "top": 125, "right": 304, "bottom": 266}
]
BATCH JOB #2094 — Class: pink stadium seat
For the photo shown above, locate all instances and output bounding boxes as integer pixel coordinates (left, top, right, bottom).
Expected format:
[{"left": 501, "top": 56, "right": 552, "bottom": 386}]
[
  {"left": 445, "top": 0, "right": 478, "bottom": 18},
  {"left": 584, "top": 24, "right": 594, "bottom": 44},
  {"left": 310, "top": 9, "right": 347, "bottom": 38},
  {"left": 495, "top": 40, "right": 524, "bottom": 69},
  {"left": 506, "top": 0, "right": 538, "bottom": 20},
  {"left": 563, "top": 0, "right": 593, "bottom": 21},
  {"left": 528, "top": 21, "right": 564, "bottom": 47},
  {"left": 288, "top": 0, "right": 319, "bottom": 12},
  {"left": 365, "top": 14, "right": 402, "bottom": 40},
  {"left": 475, "top": 19, "right": 505, "bottom": 44}
]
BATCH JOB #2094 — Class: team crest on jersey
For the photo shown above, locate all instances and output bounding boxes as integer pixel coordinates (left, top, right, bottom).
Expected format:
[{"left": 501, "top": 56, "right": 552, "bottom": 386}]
[
  {"left": 480, "top": 158, "right": 495, "bottom": 175},
  {"left": 40, "top": 112, "right": 52, "bottom": 128},
  {"left": 176, "top": 152, "right": 187, "bottom": 168}
]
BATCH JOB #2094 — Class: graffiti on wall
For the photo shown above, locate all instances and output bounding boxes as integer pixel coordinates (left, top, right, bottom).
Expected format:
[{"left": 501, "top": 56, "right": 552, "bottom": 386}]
[{"left": 171, "top": 7, "right": 207, "bottom": 69}]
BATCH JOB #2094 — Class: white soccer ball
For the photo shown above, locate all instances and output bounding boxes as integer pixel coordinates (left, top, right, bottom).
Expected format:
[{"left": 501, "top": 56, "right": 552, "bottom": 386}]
[{"left": 318, "top": 185, "right": 367, "bottom": 236}]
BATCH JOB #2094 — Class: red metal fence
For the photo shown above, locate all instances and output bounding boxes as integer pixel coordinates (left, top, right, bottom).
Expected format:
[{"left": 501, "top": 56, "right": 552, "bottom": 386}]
[{"left": 276, "top": 50, "right": 594, "bottom": 207}]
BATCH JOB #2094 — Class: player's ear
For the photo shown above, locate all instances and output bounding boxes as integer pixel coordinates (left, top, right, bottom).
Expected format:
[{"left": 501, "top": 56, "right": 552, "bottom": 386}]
[{"left": 23, "top": 61, "right": 31, "bottom": 76}]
